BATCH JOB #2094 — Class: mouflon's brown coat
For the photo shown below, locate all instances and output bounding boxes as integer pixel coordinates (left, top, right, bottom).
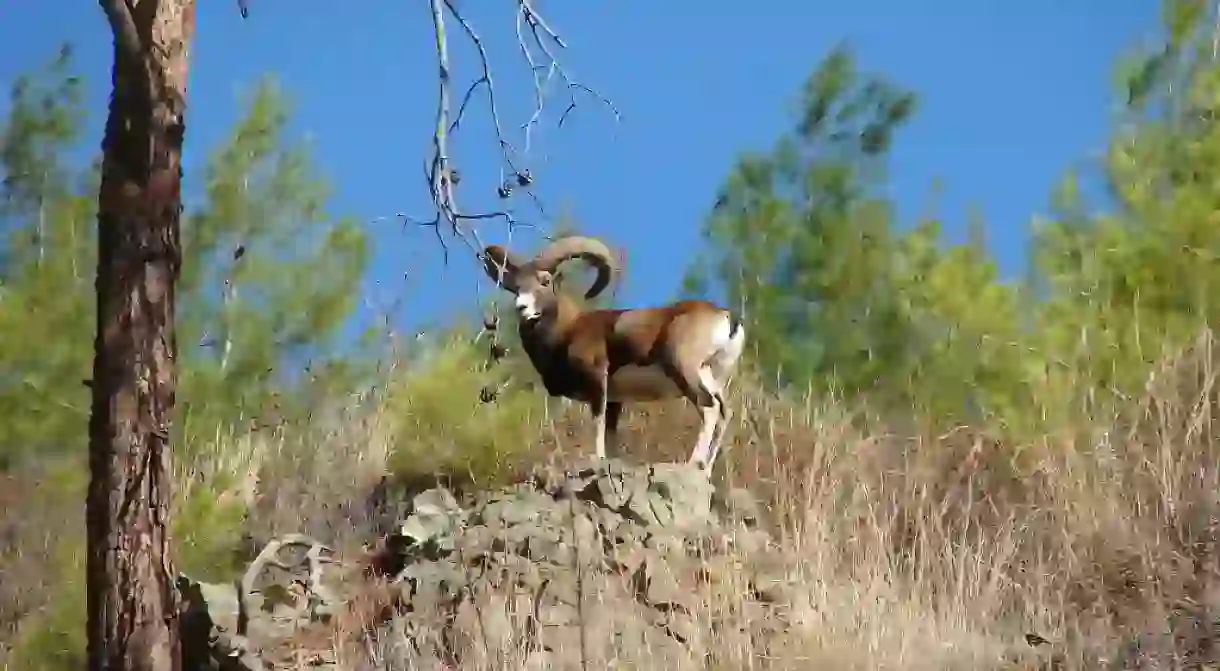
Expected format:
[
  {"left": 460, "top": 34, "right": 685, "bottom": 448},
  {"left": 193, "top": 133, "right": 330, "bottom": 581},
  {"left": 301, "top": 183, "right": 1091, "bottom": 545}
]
[{"left": 482, "top": 236, "right": 746, "bottom": 473}]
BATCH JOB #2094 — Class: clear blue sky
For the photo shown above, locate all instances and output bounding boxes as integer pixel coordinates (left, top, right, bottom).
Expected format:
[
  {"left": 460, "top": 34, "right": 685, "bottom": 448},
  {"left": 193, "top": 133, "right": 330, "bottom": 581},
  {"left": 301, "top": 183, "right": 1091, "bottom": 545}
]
[{"left": 3, "top": 1, "right": 1158, "bottom": 338}]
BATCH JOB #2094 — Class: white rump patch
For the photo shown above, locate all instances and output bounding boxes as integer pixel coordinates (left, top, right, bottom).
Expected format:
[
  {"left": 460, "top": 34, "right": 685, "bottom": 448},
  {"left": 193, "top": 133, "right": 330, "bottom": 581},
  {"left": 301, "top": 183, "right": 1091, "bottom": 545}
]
[{"left": 706, "top": 313, "right": 746, "bottom": 376}]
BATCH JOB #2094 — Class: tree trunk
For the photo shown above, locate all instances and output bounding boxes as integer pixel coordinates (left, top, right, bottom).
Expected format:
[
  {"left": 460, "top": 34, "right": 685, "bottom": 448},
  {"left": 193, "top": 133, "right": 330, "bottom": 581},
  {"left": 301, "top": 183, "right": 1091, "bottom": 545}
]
[{"left": 87, "top": 2, "right": 194, "bottom": 670}]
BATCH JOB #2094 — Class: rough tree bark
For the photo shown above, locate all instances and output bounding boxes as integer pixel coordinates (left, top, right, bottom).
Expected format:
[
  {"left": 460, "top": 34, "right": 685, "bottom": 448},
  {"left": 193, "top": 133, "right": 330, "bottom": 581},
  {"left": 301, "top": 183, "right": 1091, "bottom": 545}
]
[{"left": 87, "top": 1, "right": 195, "bottom": 670}]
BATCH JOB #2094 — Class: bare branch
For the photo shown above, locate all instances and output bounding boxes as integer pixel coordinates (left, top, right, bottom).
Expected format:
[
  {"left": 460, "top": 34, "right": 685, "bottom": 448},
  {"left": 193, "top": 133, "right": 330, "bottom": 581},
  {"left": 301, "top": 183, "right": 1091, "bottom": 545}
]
[
  {"left": 1213, "top": 0, "right": 1220, "bottom": 61},
  {"left": 558, "top": 82, "right": 621, "bottom": 128},
  {"left": 443, "top": 0, "right": 522, "bottom": 176},
  {"left": 417, "top": 0, "right": 618, "bottom": 271},
  {"left": 515, "top": 0, "right": 620, "bottom": 146}
]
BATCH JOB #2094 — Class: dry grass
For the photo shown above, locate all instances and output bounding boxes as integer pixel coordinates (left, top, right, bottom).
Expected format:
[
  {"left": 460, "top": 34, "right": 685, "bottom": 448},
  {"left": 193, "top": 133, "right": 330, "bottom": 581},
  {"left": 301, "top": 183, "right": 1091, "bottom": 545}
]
[
  {"left": 702, "top": 333, "right": 1220, "bottom": 669},
  {"left": 0, "top": 459, "right": 87, "bottom": 662},
  {"left": 346, "top": 332, "right": 1220, "bottom": 669},
  {"left": 5, "top": 333, "right": 1220, "bottom": 669}
]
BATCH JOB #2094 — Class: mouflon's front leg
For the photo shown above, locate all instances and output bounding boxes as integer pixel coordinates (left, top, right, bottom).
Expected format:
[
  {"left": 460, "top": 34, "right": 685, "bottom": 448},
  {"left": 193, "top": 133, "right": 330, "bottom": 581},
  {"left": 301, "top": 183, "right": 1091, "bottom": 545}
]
[{"left": 588, "top": 365, "right": 610, "bottom": 460}]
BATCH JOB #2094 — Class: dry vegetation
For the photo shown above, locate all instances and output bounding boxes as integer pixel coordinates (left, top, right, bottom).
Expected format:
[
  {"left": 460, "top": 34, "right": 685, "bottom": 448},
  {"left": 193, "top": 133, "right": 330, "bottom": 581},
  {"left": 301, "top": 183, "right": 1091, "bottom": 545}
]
[{"left": 4, "top": 332, "right": 1220, "bottom": 669}]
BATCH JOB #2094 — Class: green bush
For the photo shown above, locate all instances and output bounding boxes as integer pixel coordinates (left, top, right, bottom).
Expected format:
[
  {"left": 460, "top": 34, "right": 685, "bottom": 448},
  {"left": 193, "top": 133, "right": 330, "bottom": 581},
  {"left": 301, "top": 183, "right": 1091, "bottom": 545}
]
[{"left": 383, "top": 330, "right": 549, "bottom": 488}]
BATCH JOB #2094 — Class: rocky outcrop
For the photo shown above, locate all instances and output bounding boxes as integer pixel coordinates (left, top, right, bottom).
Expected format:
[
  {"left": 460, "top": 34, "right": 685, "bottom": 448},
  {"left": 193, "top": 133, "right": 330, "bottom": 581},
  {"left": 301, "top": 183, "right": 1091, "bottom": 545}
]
[{"left": 181, "top": 458, "right": 791, "bottom": 670}]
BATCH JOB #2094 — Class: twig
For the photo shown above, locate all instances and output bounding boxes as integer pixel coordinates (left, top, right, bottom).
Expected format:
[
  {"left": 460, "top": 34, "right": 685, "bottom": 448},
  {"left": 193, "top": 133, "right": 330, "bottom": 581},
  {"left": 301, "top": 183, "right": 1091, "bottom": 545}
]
[
  {"left": 514, "top": 0, "right": 620, "bottom": 148},
  {"left": 425, "top": 0, "right": 463, "bottom": 263},
  {"left": 233, "top": 0, "right": 612, "bottom": 275},
  {"left": 219, "top": 277, "right": 235, "bottom": 373},
  {"left": 418, "top": 0, "right": 618, "bottom": 272},
  {"left": 1213, "top": 0, "right": 1220, "bottom": 61},
  {"left": 443, "top": 0, "right": 524, "bottom": 182}
]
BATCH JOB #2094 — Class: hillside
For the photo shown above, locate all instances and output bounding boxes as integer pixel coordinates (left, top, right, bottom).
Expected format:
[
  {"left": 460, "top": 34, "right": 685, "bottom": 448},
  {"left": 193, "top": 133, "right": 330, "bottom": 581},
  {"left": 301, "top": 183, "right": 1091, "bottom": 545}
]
[
  {"left": 8, "top": 333, "right": 1220, "bottom": 669},
  {"left": 190, "top": 335, "right": 1220, "bottom": 670}
]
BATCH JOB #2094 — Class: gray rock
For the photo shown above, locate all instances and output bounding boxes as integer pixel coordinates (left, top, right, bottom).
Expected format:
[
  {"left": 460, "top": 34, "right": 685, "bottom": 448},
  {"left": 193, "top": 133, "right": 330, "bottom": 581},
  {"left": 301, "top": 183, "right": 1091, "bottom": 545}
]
[
  {"left": 180, "top": 458, "right": 793, "bottom": 670},
  {"left": 396, "top": 487, "right": 463, "bottom": 553}
]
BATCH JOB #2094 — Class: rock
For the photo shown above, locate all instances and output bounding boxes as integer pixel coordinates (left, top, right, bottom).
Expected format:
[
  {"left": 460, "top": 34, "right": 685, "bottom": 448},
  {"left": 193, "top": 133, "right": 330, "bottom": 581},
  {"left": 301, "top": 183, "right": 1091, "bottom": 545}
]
[
  {"left": 180, "top": 458, "right": 793, "bottom": 670},
  {"left": 395, "top": 487, "right": 464, "bottom": 557},
  {"left": 180, "top": 575, "right": 275, "bottom": 671}
]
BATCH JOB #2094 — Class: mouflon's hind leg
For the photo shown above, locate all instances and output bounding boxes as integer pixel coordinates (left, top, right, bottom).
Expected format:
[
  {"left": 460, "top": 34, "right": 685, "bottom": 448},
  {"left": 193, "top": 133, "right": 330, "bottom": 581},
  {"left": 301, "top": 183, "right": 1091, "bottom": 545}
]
[
  {"left": 605, "top": 401, "right": 623, "bottom": 459},
  {"left": 702, "top": 362, "right": 741, "bottom": 473},
  {"left": 693, "top": 367, "right": 729, "bottom": 473},
  {"left": 689, "top": 311, "right": 745, "bottom": 474},
  {"left": 704, "top": 392, "right": 731, "bottom": 474},
  {"left": 689, "top": 405, "right": 720, "bottom": 473},
  {"left": 660, "top": 359, "right": 720, "bottom": 473},
  {"left": 588, "top": 367, "right": 611, "bottom": 461}
]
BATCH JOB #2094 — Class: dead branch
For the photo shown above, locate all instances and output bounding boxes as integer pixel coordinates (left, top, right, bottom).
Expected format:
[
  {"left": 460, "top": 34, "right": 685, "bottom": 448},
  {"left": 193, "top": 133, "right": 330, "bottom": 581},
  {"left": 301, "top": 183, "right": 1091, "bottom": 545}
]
[
  {"left": 238, "top": 0, "right": 618, "bottom": 336},
  {"left": 409, "top": 0, "right": 618, "bottom": 270},
  {"left": 514, "top": 0, "right": 620, "bottom": 145}
]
